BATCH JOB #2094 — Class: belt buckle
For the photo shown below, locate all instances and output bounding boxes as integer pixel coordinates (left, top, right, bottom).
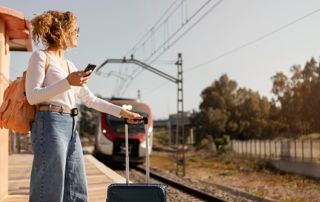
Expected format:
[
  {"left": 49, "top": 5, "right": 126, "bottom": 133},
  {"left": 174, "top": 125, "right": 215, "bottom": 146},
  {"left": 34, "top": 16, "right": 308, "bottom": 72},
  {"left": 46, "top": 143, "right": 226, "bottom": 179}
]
[
  {"left": 59, "top": 106, "right": 64, "bottom": 114},
  {"left": 71, "top": 108, "right": 78, "bottom": 116}
]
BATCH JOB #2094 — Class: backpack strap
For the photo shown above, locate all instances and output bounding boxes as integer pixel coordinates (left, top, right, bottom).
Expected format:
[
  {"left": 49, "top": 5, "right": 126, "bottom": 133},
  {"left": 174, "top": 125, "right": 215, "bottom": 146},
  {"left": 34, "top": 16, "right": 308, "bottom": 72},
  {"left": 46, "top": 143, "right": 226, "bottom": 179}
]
[{"left": 22, "top": 50, "right": 50, "bottom": 78}]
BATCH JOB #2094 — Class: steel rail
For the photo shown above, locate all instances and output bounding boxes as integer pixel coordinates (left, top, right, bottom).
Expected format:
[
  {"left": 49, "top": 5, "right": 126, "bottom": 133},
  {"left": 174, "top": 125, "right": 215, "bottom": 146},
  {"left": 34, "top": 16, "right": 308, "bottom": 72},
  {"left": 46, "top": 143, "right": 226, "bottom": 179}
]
[{"left": 133, "top": 166, "right": 227, "bottom": 202}]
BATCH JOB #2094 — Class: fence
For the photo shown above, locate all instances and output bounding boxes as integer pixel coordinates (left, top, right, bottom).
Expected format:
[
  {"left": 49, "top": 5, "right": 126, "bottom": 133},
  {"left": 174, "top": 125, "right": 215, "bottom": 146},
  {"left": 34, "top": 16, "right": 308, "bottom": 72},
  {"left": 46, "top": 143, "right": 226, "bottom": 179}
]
[
  {"left": 9, "top": 132, "right": 95, "bottom": 154},
  {"left": 230, "top": 139, "right": 320, "bottom": 163},
  {"left": 9, "top": 132, "right": 32, "bottom": 153}
]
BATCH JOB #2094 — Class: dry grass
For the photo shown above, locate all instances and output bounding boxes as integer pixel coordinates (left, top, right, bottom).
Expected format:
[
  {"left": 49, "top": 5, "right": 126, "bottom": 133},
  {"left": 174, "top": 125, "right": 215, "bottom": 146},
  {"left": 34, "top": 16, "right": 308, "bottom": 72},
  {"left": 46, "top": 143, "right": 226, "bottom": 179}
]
[
  {"left": 150, "top": 150, "right": 320, "bottom": 201},
  {"left": 150, "top": 151, "right": 176, "bottom": 172}
]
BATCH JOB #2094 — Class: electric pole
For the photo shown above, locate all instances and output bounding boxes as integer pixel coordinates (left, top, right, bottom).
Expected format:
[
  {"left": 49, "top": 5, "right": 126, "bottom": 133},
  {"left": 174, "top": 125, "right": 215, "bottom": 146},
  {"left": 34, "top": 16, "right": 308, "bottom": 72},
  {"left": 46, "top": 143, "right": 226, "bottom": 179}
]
[{"left": 175, "top": 53, "right": 185, "bottom": 177}]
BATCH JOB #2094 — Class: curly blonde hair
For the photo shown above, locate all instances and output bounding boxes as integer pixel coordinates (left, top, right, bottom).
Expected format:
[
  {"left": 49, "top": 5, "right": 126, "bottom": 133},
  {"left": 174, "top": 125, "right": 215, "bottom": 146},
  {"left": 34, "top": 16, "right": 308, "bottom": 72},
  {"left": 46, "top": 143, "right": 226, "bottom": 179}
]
[{"left": 31, "top": 10, "right": 77, "bottom": 49}]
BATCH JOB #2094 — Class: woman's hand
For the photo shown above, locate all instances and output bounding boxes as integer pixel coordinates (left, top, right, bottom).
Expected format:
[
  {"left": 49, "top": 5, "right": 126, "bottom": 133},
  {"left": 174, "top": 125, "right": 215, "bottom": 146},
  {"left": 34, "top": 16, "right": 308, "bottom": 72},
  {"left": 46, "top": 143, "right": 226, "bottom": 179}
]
[
  {"left": 120, "top": 109, "right": 143, "bottom": 124},
  {"left": 67, "top": 70, "right": 92, "bottom": 86}
]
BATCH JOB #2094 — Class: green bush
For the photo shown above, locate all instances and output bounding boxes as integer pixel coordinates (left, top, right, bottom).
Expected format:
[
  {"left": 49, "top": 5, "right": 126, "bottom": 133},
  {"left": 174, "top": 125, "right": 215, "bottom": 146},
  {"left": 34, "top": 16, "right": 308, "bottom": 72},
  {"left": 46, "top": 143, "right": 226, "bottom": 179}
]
[
  {"left": 213, "top": 135, "right": 230, "bottom": 153},
  {"left": 195, "top": 137, "right": 210, "bottom": 150}
]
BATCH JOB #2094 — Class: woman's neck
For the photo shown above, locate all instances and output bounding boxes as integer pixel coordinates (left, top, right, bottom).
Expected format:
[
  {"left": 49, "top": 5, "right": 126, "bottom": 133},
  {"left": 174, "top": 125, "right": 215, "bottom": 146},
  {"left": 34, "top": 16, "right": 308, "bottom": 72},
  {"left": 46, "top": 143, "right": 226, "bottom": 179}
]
[{"left": 46, "top": 47, "right": 65, "bottom": 59}]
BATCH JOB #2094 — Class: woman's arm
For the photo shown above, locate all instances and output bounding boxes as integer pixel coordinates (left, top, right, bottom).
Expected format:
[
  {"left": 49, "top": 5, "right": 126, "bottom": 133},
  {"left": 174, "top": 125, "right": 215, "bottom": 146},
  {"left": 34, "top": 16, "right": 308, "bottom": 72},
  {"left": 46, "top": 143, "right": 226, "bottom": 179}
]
[
  {"left": 25, "top": 51, "right": 71, "bottom": 105},
  {"left": 78, "top": 85, "right": 141, "bottom": 119}
]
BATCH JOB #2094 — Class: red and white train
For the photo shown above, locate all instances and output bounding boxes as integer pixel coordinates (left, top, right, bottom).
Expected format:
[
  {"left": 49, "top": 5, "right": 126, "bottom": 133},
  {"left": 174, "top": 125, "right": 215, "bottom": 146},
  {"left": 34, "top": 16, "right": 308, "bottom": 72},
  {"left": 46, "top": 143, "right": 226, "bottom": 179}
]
[{"left": 94, "top": 98, "right": 153, "bottom": 164}]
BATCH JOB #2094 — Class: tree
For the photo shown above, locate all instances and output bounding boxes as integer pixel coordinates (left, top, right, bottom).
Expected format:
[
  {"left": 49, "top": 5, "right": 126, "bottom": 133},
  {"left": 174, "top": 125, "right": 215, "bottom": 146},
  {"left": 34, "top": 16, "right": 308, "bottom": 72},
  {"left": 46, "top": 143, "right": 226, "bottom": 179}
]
[
  {"left": 271, "top": 57, "right": 320, "bottom": 136},
  {"left": 232, "top": 88, "right": 270, "bottom": 139},
  {"left": 197, "top": 74, "right": 237, "bottom": 139}
]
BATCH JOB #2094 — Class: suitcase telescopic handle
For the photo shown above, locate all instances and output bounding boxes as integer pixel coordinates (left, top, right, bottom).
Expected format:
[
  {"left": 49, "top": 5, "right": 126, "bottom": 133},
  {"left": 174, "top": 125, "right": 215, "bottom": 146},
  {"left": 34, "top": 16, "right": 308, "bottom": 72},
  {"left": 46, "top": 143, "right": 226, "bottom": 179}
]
[{"left": 124, "top": 116, "right": 150, "bottom": 184}]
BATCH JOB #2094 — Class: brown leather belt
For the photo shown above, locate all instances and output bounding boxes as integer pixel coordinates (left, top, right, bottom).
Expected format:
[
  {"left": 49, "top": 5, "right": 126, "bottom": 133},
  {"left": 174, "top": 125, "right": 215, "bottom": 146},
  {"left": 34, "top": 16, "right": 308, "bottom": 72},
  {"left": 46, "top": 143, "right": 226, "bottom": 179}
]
[{"left": 36, "top": 105, "right": 79, "bottom": 116}]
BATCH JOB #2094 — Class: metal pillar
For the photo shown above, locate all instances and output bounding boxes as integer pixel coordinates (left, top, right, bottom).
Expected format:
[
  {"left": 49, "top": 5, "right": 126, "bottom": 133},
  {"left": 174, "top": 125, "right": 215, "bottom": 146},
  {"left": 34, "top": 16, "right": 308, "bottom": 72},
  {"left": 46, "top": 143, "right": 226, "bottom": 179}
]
[{"left": 175, "top": 53, "right": 185, "bottom": 176}]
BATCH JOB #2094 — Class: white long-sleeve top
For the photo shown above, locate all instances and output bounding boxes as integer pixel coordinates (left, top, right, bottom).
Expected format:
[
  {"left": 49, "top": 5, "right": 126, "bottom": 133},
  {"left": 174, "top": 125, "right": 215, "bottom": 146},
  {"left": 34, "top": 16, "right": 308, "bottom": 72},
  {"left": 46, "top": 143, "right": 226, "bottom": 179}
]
[{"left": 26, "top": 50, "right": 122, "bottom": 118}]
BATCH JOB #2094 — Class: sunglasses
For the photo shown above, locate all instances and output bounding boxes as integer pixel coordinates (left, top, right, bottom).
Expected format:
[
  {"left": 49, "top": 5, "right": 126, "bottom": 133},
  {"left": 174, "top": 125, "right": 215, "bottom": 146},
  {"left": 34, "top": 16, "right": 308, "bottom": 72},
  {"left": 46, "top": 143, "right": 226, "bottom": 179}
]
[{"left": 74, "top": 27, "right": 80, "bottom": 34}]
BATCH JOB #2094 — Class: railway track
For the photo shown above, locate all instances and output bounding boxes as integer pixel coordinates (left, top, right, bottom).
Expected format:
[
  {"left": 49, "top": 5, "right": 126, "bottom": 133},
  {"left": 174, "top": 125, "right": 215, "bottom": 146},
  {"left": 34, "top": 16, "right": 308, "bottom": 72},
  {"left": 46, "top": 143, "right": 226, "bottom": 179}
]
[
  {"left": 116, "top": 168, "right": 219, "bottom": 202},
  {"left": 132, "top": 166, "right": 227, "bottom": 202},
  {"left": 128, "top": 166, "right": 276, "bottom": 202},
  {"left": 96, "top": 150, "right": 275, "bottom": 201}
]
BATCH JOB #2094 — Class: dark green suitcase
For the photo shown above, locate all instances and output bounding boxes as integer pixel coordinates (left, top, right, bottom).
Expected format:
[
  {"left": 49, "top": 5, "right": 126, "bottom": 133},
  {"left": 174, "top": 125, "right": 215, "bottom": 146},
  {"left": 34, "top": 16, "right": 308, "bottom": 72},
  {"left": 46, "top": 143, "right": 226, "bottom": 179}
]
[
  {"left": 107, "top": 118, "right": 167, "bottom": 202},
  {"left": 108, "top": 184, "right": 166, "bottom": 202}
]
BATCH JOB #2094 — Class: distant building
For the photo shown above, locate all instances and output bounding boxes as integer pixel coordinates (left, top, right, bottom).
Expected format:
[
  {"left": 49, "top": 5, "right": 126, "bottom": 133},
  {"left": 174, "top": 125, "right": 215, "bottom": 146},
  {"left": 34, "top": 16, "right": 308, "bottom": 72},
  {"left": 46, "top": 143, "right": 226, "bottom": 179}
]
[
  {"left": 154, "top": 111, "right": 195, "bottom": 145},
  {"left": 0, "top": 6, "right": 32, "bottom": 201}
]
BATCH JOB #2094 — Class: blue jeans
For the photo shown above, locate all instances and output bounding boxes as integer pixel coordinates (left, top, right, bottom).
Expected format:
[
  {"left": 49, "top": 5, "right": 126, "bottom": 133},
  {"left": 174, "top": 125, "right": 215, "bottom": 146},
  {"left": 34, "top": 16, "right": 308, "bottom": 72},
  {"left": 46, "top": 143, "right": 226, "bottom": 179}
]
[{"left": 29, "top": 111, "right": 88, "bottom": 202}]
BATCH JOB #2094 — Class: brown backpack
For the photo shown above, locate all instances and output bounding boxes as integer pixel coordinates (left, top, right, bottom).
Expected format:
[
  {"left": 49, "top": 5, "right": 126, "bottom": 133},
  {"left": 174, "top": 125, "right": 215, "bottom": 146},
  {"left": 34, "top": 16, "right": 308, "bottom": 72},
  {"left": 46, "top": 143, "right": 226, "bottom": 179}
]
[{"left": 0, "top": 51, "right": 49, "bottom": 134}]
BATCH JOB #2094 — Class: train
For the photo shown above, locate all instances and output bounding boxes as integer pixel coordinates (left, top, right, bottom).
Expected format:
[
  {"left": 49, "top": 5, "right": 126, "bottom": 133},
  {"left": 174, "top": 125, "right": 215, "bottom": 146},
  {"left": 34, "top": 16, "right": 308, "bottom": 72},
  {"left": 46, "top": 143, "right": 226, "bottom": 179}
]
[{"left": 93, "top": 98, "right": 153, "bottom": 164}]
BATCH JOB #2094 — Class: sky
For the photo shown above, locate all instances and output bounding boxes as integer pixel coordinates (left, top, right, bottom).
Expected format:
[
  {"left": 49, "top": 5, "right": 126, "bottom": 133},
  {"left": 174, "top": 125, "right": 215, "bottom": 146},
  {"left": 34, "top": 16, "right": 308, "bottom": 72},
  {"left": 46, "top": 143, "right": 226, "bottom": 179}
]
[{"left": 2, "top": 0, "right": 320, "bottom": 120}]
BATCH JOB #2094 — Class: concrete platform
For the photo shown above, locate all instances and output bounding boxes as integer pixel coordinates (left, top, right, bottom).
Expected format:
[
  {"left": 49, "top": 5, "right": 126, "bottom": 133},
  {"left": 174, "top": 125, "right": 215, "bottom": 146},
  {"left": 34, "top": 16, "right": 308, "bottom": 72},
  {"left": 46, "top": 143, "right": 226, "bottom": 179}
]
[{"left": 1, "top": 154, "right": 125, "bottom": 202}]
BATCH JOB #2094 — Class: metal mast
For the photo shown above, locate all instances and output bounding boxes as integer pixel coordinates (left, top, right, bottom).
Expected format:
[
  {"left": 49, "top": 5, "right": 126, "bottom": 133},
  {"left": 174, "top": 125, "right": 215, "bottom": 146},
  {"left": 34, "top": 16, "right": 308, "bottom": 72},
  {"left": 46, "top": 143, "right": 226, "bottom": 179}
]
[{"left": 175, "top": 53, "right": 185, "bottom": 176}]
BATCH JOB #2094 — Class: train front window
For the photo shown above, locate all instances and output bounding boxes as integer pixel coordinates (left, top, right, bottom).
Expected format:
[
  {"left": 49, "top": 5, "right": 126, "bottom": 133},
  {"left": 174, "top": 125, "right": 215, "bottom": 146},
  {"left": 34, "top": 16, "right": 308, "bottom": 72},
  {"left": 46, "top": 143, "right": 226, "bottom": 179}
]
[{"left": 105, "top": 114, "right": 147, "bottom": 136}]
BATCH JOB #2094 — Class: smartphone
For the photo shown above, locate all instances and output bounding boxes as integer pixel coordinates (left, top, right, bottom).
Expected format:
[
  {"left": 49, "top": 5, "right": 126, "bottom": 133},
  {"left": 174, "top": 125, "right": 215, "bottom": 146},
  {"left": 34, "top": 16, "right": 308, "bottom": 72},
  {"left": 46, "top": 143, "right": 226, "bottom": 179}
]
[{"left": 84, "top": 64, "right": 96, "bottom": 75}]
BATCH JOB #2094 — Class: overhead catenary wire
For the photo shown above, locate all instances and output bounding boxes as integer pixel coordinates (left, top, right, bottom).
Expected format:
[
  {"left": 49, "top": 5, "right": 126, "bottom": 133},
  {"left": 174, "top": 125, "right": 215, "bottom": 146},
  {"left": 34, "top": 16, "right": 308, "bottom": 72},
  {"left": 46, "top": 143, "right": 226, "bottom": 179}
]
[
  {"left": 141, "top": 7, "right": 320, "bottom": 96},
  {"left": 124, "top": 0, "right": 180, "bottom": 57},
  {"left": 119, "top": 0, "right": 223, "bottom": 93},
  {"left": 118, "top": 0, "right": 223, "bottom": 95},
  {"left": 104, "top": 1, "right": 216, "bottom": 96},
  {"left": 185, "top": 7, "right": 320, "bottom": 73},
  {"left": 122, "top": 0, "right": 183, "bottom": 63},
  {"left": 105, "top": 3, "right": 320, "bottom": 98},
  {"left": 114, "top": 0, "right": 180, "bottom": 95},
  {"left": 145, "top": 0, "right": 216, "bottom": 63},
  {"left": 146, "top": 0, "right": 224, "bottom": 64}
]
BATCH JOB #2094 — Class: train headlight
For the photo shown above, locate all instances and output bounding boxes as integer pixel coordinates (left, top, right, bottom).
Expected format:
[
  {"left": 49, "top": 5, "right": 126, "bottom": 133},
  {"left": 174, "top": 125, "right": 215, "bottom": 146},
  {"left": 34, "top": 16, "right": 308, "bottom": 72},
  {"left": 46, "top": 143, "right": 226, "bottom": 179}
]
[{"left": 102, "top": 129, "right": 113, "bottom": 141}]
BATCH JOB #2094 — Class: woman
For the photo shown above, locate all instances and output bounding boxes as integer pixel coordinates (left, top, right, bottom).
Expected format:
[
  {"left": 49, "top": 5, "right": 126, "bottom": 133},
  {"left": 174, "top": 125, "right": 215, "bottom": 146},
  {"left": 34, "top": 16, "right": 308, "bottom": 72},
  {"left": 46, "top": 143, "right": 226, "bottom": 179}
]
[{"left": 26, "top": 10, "right": 141, "bottom": 202}]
